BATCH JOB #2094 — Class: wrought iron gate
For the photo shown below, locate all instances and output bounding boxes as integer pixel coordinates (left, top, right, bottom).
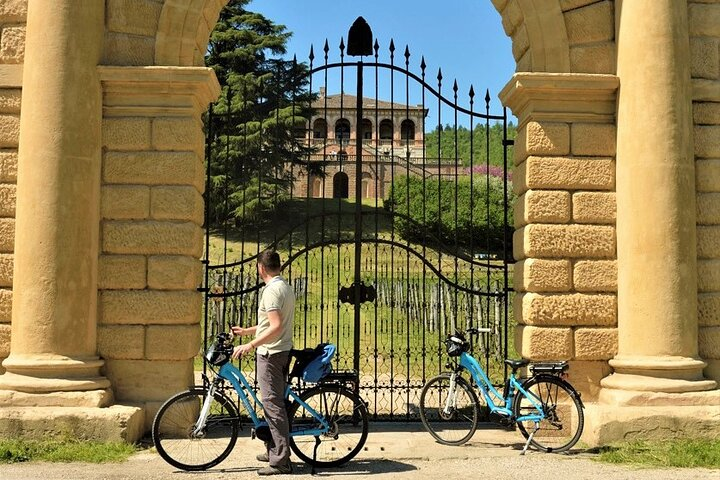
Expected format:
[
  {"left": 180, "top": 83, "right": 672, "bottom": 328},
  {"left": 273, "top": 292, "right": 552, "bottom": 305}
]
[{"left": 202, "top": 18, "right": 514, "bottom": 420}]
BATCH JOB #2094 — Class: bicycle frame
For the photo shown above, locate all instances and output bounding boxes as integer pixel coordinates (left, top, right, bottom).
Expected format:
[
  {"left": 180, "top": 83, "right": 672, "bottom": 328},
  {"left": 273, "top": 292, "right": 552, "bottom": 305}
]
[
  {"left": 194, "top": 361, "right": 330, "bottom": 438},
  {"left": 457, "top": 352, "right": 544, "bottom": 423}
]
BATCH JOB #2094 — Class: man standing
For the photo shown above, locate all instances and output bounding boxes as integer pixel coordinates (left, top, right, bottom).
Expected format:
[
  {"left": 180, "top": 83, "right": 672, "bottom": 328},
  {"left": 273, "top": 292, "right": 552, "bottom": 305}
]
[{"left": 232, "top": 249, "right": 295, "bottom": 476}]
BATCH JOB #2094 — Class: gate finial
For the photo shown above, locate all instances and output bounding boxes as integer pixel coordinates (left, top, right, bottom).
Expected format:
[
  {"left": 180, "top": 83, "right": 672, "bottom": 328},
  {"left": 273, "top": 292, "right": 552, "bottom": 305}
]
[{"left": 347, "top": 17, "right": 373, "bottom": 56}]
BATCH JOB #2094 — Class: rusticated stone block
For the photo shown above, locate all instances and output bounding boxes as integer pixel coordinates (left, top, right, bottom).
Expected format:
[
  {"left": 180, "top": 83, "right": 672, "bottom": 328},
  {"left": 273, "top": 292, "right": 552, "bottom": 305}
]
[
  {"left": 691, "top": 38, "right": 720, "bottom": 80},
  {"left": 98, "top": 255, "right": 146, "bottom": 290},
  {"left": 566, "top": 360, "right": 612, "bottom": 402},
  {"left": 573, "top": 260, "right": 617, "bottom": 292},
  {"left": 0, "top": 253, "right": 12, "bottom": 287},
  {"left": 697, "top": 193, "right": 720, "bottom": 225},
  {"left": 150, "top": 186, "right": 203, "bottom": 224},
  {"left": 514, "top": 325, "right": 573, "bottom": 361},
  {"left": 696, "top": 159, "right": 720, "bottom": 192},
  {"left": 0, "top": 218, "right": 14, "bottom": 252},
  {"left": 103, "top": 359, "right": 194, "bottom": 402},
  {"left": 106, "top": 0, "right": 162, "bottom": 37},
  {"left": 146, "top": 325, "right": 201, "bottom": 360},
  {"left": 514, "top": 259, "right": 571, "bottom": 292},
  {"left": 152, "top": 118, "right": 203, "bottom": 152},
  {"left": 103, "top": 32, "right": 155, "bottom": 66},
  {"left": 0, "top": 288, "right": 11, "bottom": 322},
  {"left": 695, "top": 125, "right": 720, "bottom": 158},
  {"left": 102, "top": 118, "right": 152, "bottom": 151},
  {"left": 517, "top": 292, "right": 617, "bottom": 326},
  {"left": 571, "top": 123, "right": 616, "bottom": 156},
  {"left": 694, "top": 102, "right": 720, "bottom": 125},
  {"left": 98, "top": 325, "right": 145, "bottom": 360},
  {"left": 697, "top": 226, "right": 720, "bottom": 259},
  {"left": 517, "top": 156, "right": 615, "bottom": 194},
  {"left": 0, "top": 323, "right": 9, "bottom": 356},
  {"left": 0, "top": 89, "right": 21, "bottom": 113},
  {"left": 103, "top": 220, "right": 203, "bottom": 256},
  {"left": 570, "top": 43, "right": 616, "bottom": 74},
  {"left": 100, "top": 290, "right": 201, "bottom": 325},
  {"left": 0, "top": 183, "right": 15, "bottom": 217},
  {"left": 525, "top": 121, "right": 570, "bottom": 156},
  {"left": 104, "top": 151, "right": 204, "bottom": 191},
  {"left": 515, "top": 190, "right": 571, "bottom": 227},
  {"left": 572, "top": 191, "right": 616, "bottom": 224},
  {"left": 0, "top": 27, "right": 25, "bottom": 64},
  {"left": 148, "top": 255, "right": 202, "bottom": 290},
  {"left": 0, "top": 0, "right": 27, "bottom": 21},
  {"left": 698, "top": 293, "right": 720, "bottom": 327},
  {"left": 0, "top": 151, "right": 17, "bottom": 182},
  {"left": 689, "top": 3, "right": 720, "bottom": 37},
  {"left": 564, "top": 1, "right": 614, "bottom": 45},
  {"left": 513, "top": 224, "right": 616, "bottom": 260},
  {"left": 0, "top": 115, "right": 19, "bottom": 148},
  {"left": 574, "top": 327, "right": 617, "bottom": 360},
  {"left": 699, "top": 259, "right": 720, "bottom": 293},
  {"left": 699, "top": 326, "right": 720, "bottom": 359},
  {"left": 513, "top": 124, "right": 528, "bottom": 165},
  {"left": 101, "top": 185, "right": 150, "bottom": 220}
]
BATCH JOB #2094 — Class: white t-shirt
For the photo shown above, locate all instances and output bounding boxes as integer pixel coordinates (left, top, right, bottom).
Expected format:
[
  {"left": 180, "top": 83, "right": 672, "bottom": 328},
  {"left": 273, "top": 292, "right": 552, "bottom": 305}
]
[{"left": 256, "top": 276, "right": 295, "bottom": 355}]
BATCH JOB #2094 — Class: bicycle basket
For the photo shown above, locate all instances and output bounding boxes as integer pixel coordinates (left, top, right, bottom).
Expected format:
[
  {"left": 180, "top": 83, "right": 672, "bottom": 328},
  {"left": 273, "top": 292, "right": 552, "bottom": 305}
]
[
  {"left": 204, "top": 338, "right": 233, "bottom": 367},
  {"left": 445, "top": 333, "right": 469, "bottom": 357}
]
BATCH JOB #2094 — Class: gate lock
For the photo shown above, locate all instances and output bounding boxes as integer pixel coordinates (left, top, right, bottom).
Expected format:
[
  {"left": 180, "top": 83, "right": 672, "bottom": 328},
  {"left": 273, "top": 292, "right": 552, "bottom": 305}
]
[{"left": 338, "top": 282, "right": 377, "bottom": 305}]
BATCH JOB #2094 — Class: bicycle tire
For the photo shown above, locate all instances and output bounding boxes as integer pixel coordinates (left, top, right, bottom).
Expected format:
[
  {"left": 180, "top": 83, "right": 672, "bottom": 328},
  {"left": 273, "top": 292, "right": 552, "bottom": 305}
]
[
  {"left": 512, "top": 375, "right": 584, "bottom": 453},
  {"left": 419, "top": 373, "right": 480, "bottom": 446},
  {"left": 152, "top": 388, "right": 240, "bottom": 471},
  {"left": 288, "top": 384, "right": 369, "bottom": 467}
]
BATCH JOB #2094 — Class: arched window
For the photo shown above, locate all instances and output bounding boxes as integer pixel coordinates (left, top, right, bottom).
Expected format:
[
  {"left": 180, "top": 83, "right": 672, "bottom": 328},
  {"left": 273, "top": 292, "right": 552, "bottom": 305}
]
[
  {"left": 379, "top": 120, "right": 393, "bottom": 142},
  {"left": 335, "top": 119, "right": 351, "bottom": 141},
  {"left": 313, "top": 119, "right": 327, "bottom": 139},
  {"left": 361, "top": 119, "right": 373, "bottom": 141},
  {"left": 333, "top": 172, "right": 349, "bottom": 199},
  {"left": 401, "top": 120, "right": 415, "bottom": 145}
]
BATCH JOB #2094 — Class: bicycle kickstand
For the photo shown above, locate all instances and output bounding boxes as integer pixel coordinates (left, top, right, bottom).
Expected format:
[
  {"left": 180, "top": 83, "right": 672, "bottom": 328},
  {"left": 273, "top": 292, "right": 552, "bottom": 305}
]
[
  {"left": 520, "top": 422, "right": 540, "bottom": 456},
  {"left": 311, "top": 435, "right": 321, "bottom": 475}
]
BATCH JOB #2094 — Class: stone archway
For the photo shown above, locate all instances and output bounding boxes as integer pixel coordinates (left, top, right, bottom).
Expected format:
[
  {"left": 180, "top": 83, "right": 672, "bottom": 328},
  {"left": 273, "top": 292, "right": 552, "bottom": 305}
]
[{"left": 1, "top": 0, "right": 718, "bottom": 444}]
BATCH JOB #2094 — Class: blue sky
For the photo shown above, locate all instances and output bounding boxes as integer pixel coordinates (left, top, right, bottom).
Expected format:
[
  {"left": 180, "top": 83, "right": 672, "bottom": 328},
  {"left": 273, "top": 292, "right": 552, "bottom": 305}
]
[{"left": 247, "top": 0, "right": 515, "bottom": 121}]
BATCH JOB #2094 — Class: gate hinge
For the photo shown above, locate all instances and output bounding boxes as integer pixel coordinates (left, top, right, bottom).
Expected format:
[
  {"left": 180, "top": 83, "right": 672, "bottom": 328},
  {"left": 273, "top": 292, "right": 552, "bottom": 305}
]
[{"left": 338, "top": 282, "right": 377, "bottom": 305}]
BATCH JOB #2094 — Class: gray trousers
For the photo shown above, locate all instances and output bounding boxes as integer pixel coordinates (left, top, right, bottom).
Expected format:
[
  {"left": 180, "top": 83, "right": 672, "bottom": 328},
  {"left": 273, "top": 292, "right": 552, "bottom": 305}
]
[{"left": 257, "top": 350, "right": 291, "bottom": 467}]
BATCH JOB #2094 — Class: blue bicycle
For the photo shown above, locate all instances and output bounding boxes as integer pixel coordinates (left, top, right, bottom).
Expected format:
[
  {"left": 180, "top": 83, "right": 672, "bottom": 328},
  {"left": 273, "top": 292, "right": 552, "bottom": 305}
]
[
  {"left": 419, "top": 328, "right": 584, "bottom": 453},
  {"left": 152, "top": 332, "right": 369, "bottom": 471}
]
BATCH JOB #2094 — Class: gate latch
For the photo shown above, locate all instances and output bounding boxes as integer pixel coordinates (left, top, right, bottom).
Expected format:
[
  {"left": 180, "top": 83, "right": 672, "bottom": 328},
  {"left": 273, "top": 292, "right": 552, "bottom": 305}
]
[{"left": 338, "top": 282, "right": 376, "bottom": 305}]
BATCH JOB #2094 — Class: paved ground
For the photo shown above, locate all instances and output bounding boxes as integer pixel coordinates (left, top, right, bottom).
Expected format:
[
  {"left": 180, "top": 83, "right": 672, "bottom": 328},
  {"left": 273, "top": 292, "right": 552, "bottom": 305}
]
[{"left": 2, "top": 424, "right": 718, "bottom": 480}]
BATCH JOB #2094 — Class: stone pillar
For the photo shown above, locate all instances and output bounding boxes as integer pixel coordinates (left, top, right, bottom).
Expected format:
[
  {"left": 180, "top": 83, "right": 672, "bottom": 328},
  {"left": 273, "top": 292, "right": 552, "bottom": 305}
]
[
  {"left": 0, "top": 0, "right": 111, "bottom": 405},
  {"left": 601, "top": 0, "right": 716, "bottom": 395}
]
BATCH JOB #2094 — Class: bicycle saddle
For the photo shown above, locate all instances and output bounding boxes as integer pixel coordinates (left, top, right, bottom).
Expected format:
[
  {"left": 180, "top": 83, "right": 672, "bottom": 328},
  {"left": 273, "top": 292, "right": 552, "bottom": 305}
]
[{"left": 504, "top": 359, "right": 529, "bottom": 371}]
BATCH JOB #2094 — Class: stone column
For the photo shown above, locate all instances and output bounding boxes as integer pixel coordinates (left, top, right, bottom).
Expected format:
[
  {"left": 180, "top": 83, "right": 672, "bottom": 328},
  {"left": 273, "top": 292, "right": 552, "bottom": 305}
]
[
  {"left": 602, "top": 0, "right": 716, "bottom": 395},
  {"left": 0, "top": 1, "right": 111, "bottom": 405}
]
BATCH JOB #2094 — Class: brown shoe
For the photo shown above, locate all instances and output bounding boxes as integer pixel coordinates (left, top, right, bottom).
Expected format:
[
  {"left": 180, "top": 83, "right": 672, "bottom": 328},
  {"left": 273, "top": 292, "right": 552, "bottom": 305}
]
[
  {"left": 256, "top": 452, "right": 269, "bottom": 463},
  {"left": 257, "top": 463, "right": 292, "bottom": 475}
]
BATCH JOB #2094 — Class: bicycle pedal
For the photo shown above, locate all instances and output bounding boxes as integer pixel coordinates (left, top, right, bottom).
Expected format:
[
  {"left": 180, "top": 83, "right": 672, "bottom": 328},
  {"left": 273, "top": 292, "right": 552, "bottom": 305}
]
[{"left": 489, "top": 410, "right": 514, "bottom": 427}]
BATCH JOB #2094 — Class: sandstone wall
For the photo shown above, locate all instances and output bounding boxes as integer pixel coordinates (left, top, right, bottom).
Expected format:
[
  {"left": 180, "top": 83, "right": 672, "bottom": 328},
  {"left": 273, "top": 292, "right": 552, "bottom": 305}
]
[
  {"left": 0, "top": 0, "right": 25, "bottom": 374},
  {"left": 691, "top": 0, "right": 720, "bottom": 383}
]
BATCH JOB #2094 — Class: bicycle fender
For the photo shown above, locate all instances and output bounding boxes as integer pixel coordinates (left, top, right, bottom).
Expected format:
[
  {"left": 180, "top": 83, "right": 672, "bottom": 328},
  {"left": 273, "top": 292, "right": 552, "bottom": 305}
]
[{"left": 526, "top": 374, "right": 585, "bottom": 408}]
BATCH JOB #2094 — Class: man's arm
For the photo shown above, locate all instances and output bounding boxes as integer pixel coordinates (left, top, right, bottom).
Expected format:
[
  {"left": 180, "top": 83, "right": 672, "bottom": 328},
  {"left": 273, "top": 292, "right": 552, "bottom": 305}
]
[
  {"left": 232, "top": 310, "right": 282, "bottom": 358},
  {"left": 231, "top": 325, "right": 258, "bottom": 337}
]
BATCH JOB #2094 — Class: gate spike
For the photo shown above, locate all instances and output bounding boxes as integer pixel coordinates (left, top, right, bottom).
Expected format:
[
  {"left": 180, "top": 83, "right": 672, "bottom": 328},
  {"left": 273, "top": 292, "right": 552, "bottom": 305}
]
[
  {"left": 374, "top": 39, "right": 380, "bottom": 58},
  {"left": 469, "top": 85, "right": 475, "bottom": 99},
  {"left": 420, "top": 56, "right": 426, "bottom": 73},
  {"left": 389, "top": 39, "right": 395, "bottom": 55},
  {"left": 309, "top": 45, "right": 315, "bottom": 62},
  {"left": 323, "top": 39, "right": 329, "bottom": 60},
  {"left": 485, "top": 89, "right": 491, "bottom": 108},
  {"left": 437, "top": 68, "right": 443, "bottom": 84},
  {"left": 453, "top": 80, "right": 458, "bottom": 93},
  {"left": 404, "top": 45, "right": 410, "bottom": 62},
  {"left": 339, "top": 37, "right": 345, "bottom": 54}
]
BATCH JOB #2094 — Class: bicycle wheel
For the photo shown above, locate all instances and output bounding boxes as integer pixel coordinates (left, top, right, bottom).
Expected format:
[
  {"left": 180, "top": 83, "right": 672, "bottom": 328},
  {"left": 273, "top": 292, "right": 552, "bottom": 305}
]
[
  {"left": 288, "top": 384, "right": 369, "bottom": 467},
  {"left": 152, "top": 388, "right": 240, "bottom": 471},
  {"left": 419, "top": 373, "right": 480, "bottom": 445},
  {"left": 512, "top": 375, "right": 584, "bottom": 453}
]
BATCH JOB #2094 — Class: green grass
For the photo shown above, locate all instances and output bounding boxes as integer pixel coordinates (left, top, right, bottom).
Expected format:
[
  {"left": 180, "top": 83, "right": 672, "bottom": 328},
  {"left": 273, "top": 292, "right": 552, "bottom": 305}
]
[
  {"left": 0, "top": 438, "right": 138, "bottom": 464},
  {"left": 594, "top": 439, "right": 720, "bottom": 469}
]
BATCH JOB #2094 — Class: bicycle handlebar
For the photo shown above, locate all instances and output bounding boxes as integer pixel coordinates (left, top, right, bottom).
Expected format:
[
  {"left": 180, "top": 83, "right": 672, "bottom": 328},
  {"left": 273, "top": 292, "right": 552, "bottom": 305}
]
[{"left": 465, "top": 327, "right": 492, "bottom": 335}]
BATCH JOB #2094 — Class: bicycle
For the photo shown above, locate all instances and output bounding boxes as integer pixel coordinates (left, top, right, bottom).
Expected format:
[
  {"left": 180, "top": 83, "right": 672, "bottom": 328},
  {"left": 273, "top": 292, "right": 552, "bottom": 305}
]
[
  {"left": 152, "top": 331, "right": 369, "bottom": 471},
  {"left": 419, "top": 327, "right": 584, "bottom": 454}
]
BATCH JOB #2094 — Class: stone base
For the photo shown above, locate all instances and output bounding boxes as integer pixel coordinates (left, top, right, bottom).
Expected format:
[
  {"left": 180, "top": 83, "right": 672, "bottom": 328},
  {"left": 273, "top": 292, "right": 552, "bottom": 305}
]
[
  {"left": 0, "top": 405, "right": 145, "bottom": 443},
  {"left": 582, "top": 389, "right": 720, "bottom": 446}
]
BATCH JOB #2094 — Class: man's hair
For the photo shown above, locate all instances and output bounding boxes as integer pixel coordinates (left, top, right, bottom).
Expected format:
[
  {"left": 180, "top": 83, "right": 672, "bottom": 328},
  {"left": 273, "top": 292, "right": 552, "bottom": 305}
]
[{"left": 258, "top": 249, "right": 281, "bottom": 273}]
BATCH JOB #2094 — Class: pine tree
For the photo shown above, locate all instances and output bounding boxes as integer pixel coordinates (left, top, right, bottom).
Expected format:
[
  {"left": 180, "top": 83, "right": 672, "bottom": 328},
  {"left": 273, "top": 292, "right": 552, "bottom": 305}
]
[{"left": 205, "top": 0, "right": 316, "bottom": 228}]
